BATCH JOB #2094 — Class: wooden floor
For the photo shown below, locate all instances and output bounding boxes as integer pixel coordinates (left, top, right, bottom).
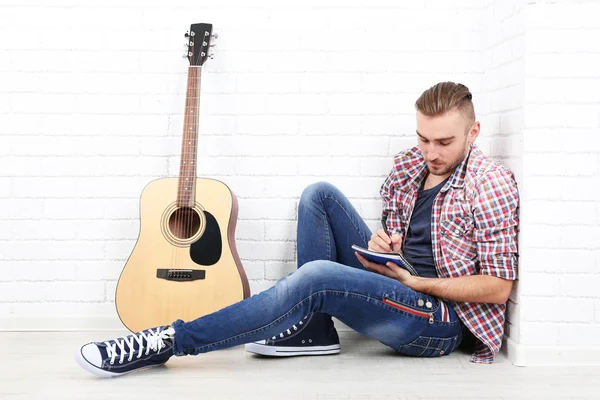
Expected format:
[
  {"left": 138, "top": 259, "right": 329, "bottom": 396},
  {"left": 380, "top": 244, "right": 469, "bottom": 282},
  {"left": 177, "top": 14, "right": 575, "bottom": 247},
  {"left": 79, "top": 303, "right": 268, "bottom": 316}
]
[{"left": 2, "top": 330, "right": 599, "bottom": 400}]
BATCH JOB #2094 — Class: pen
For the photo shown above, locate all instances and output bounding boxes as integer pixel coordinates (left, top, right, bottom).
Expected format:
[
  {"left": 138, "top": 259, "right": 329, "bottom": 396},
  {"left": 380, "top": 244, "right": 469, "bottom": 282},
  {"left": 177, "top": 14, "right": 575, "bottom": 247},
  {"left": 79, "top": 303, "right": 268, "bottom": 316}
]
[
  {"left": 381, "top": 217, "right": 392, "bottom": 251},
  {"left": 381, "top": 217, "right": 388, "bottom": 236}
]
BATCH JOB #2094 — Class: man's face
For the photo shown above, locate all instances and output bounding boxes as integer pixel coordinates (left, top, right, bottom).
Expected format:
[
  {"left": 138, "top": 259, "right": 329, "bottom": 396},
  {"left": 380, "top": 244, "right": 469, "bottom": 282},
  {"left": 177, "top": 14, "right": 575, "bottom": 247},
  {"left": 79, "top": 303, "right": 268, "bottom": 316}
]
[{"left": 415, "top": 109, "right": 480, "bottom": 177}]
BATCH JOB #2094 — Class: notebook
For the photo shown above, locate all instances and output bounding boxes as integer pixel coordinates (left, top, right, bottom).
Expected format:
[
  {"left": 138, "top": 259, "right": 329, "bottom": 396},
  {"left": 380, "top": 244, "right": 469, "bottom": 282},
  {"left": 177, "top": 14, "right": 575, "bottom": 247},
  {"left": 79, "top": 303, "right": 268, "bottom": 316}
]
[{"left": 351, "top": 244, "right": 419, "bottom": 276}]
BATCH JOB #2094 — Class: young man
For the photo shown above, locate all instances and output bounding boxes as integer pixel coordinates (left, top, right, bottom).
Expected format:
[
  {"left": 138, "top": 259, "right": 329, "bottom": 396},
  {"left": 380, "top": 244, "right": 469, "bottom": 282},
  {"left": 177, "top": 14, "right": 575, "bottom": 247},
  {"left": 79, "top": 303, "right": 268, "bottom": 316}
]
[{"left": 75, "top": 82, "right": 519, "bottom": 377}]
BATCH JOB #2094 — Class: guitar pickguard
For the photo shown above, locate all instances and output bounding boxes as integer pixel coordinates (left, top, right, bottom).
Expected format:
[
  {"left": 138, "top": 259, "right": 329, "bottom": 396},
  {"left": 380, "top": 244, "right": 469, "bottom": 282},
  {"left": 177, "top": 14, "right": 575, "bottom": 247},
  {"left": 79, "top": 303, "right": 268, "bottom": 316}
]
[{"left": 189, "top": 210, "right": 222, "bottom": 266}]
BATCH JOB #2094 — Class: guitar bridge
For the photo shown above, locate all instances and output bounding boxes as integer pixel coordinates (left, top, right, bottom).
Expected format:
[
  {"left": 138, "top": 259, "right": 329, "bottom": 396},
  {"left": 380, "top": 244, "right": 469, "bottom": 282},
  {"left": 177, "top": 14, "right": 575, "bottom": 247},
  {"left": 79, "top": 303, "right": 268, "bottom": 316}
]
[{"left": 156, "top": 269, "right": 205, "bottom": 281}]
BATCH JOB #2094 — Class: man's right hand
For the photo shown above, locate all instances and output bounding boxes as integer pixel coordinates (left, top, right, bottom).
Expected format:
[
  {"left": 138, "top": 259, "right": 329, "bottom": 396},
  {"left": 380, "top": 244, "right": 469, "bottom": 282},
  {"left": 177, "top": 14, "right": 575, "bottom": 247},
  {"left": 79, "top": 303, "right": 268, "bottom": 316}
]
[{"left": 368, "top": 229, "right": 402, "bottom": 253}]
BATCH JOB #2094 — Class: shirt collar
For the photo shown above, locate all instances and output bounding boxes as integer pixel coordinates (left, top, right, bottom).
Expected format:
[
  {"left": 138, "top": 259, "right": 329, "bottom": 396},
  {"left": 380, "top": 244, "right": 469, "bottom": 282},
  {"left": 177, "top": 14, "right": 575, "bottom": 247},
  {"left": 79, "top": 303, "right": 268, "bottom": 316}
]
[{"left": 406, "top": 144, "right": 479, "bottom": 192}]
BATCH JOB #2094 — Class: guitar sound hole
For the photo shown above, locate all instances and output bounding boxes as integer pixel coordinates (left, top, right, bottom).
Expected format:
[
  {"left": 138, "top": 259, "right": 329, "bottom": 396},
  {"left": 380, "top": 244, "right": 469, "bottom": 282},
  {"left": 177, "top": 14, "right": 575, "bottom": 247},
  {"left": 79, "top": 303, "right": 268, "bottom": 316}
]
[{"left": 168, "top": 207, "right": 201, "bottom": 239}]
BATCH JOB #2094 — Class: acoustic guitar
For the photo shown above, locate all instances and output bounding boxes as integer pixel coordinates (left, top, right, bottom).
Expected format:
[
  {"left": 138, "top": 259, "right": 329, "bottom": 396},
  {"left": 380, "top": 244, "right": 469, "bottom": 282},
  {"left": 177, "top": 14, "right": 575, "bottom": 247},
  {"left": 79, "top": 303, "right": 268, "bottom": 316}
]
[{"left": 115, "top": 23, "right": 250, "bottom": 333}]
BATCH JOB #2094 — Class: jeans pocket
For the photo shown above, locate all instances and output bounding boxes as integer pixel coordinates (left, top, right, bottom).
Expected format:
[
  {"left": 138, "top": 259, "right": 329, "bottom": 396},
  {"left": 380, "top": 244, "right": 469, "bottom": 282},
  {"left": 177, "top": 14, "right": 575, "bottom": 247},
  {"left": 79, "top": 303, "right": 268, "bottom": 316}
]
[{"left": 398, "top": 335, "right": 459, "bottom": 357}]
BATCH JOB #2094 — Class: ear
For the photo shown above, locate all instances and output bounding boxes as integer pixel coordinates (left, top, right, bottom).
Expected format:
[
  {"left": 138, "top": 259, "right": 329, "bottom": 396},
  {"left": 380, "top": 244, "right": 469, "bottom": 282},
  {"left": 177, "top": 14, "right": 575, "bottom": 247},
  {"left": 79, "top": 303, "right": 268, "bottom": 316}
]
[{"left": 468, "top": 121, "right": 480, "bottom": 145}]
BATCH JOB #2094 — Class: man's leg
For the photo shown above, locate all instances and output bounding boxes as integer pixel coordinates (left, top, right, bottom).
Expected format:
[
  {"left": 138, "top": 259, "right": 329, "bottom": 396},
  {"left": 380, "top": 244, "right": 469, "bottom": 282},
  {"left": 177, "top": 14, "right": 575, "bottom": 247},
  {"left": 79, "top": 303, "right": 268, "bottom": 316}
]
[
  {"left": 296, "top": 181, "right": 372, "bottom": 268},
  {"left": 246, "top": 181, "right": 373, "bottom": 356},
  {"left": 76, "top": 260, "right": 463, "bottom": 377},
  {"left": 173, "top": 260, "right": 462, "bottom": 356}
]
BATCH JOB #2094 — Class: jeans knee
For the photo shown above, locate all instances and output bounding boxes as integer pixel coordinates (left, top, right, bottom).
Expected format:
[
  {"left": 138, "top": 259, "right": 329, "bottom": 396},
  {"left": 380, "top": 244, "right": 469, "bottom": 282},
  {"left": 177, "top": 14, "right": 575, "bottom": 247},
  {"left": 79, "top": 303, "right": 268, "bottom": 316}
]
[
  {"left": 300, "top": 181, "right": 336, "bottom": 207},
  {"left": 297, "top": 260, "right": 324, "bottom": 274},
  {"left": 295, "top": 260, "right": 340, "bottom": 283}
]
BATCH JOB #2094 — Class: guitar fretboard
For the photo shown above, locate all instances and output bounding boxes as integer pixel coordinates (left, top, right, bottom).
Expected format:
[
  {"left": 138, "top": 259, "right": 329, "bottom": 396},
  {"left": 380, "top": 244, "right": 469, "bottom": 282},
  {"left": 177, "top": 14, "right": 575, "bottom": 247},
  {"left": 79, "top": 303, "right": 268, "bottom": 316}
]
[{"left": 177, "top": 66, "right": 202, "bottom": 208}]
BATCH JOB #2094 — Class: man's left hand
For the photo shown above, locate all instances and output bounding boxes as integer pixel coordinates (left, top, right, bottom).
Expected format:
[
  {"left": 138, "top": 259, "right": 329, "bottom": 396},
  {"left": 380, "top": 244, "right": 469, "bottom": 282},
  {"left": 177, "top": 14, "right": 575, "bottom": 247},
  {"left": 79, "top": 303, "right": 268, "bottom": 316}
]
[{"left": 355, "top": 252, "right": 417, "bottom": 287}]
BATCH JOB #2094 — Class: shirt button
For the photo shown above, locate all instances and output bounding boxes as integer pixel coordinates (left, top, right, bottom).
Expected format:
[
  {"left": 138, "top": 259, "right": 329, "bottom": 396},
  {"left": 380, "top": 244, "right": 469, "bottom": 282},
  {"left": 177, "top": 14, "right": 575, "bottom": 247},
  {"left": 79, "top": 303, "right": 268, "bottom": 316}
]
[
  {"left": 440, "top": 350, "right": 445, "bottom": 355},
  {"left": 417, "top": 299, "right": 424, "bottom": 307},
  {"left": 426, "top": 301, "right": 433, "bottom": 309}
]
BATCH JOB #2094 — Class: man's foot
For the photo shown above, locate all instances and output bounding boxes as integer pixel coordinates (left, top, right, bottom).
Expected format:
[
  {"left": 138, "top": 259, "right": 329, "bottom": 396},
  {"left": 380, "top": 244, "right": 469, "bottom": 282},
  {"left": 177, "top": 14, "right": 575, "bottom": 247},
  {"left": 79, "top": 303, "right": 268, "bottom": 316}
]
[
  {"left": 245, "top": 313, "right": 341, "bottom": 357},
  {"left": 75, "top": 325, "right": 175, "bottom": 378}
]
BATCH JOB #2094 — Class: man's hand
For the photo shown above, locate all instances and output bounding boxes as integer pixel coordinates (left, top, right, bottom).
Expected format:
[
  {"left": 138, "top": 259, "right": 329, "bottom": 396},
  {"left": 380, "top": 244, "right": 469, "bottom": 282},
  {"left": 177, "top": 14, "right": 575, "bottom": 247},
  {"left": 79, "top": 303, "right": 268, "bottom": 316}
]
[
  {"left": 368, "top": 229, "right": 402, "bottom": 253},
  {"left": 355, "top": 253, "right": 416, "bottom": 286}
]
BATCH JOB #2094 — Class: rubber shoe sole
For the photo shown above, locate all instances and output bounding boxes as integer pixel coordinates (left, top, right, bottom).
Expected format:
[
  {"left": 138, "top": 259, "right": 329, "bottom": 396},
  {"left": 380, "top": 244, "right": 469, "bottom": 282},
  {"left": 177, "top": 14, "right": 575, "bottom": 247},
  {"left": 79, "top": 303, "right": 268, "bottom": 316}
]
[{"left": 245, "top": 342, "right": 340, "bottom": 357}]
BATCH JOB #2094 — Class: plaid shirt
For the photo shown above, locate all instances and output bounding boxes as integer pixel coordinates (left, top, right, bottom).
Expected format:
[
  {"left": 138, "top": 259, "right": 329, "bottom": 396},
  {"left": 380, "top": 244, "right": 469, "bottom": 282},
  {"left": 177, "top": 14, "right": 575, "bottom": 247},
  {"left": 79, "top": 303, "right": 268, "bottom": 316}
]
[{"left": 380, "top": 144, "right": 519, "bottom": 363}]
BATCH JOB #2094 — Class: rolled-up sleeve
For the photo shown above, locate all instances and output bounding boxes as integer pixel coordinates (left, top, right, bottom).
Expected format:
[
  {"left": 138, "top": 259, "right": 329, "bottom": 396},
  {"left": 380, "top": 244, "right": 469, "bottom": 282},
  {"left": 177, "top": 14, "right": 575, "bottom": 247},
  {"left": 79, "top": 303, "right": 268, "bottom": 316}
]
[{"left": 472, "top": 170, "right": 519, "bottom": 280}]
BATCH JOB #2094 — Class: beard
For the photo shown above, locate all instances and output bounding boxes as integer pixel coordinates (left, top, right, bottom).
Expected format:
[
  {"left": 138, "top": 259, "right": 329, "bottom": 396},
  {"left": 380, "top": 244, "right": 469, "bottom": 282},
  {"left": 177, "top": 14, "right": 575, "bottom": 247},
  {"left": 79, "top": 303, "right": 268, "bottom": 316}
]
[
  {"left": 427, "top": 159, "right": 462, "bottom": 176},
  {"left": 426, "top": 139, "right": 471, "bottom": 176}
]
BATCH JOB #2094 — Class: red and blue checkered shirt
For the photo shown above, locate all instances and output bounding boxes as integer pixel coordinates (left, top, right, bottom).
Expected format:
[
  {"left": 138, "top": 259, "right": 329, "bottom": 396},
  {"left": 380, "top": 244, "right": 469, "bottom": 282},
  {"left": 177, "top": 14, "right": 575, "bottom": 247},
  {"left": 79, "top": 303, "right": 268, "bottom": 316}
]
[{"left": 380, "top": 144, "right": 519, "bottom": 363}]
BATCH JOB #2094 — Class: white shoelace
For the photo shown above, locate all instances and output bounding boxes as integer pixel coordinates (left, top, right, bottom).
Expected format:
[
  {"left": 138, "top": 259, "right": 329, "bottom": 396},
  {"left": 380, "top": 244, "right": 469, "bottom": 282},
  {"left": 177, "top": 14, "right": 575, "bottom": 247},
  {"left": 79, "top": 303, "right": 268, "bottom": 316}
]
[
  {"left": 105, "top": 326, "right": 174, "bottom": 365},
  {"left": 271, "top": 316, "right": 308, "bottom": 340}
]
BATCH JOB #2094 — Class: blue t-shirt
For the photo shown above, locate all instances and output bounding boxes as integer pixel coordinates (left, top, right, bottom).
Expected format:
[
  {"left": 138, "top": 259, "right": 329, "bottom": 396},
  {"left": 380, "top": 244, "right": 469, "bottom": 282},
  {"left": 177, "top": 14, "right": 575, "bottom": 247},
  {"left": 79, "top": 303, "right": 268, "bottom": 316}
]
[{"left": 402, "top": 177, "right": 449, "bottom": 278}]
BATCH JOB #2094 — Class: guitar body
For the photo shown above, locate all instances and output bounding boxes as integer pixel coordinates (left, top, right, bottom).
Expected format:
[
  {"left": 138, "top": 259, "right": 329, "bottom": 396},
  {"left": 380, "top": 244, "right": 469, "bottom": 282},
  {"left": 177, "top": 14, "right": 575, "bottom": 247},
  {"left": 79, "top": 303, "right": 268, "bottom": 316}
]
[{"left": 115, "top": 177, "right": 250, "bottom": 332}]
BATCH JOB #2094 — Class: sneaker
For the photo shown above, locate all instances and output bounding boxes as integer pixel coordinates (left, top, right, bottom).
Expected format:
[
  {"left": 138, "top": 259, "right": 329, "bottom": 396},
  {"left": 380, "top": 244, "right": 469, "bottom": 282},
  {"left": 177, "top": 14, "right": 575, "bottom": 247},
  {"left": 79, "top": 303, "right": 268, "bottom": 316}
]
[
  {"left": 75, "top": 325, "right": 175, "bottom": 378},
  {"left": 245, "top": 313, "right": 340, "bottom": 357}
]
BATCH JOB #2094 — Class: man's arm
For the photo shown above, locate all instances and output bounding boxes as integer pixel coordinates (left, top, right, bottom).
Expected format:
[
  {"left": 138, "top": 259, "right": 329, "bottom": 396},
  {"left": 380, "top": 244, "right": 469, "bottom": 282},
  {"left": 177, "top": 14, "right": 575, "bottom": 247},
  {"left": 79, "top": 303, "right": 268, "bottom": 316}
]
[
  {"left": 413, "top": 169, "right": 519, "bottom": 304},
  {"left": 359, "top": 167, "right": 519, "bottom": 305},
  {"left": 413, "top": 168, "right": 519, "bottom": 304},
  {"left": 407, "top": 274, "right": 513, "bottom": 305},
  {"left": 356, "top": 253, "right": 514, "bottom": 304}
]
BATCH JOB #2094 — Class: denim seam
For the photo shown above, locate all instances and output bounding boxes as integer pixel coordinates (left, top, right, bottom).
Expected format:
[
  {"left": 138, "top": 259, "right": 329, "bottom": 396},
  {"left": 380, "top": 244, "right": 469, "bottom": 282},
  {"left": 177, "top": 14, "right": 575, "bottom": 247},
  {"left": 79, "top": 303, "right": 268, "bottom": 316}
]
[
  {"left": 324, "top": 214, "right": 331, "bottom": 260},
  {"left": 322, "top": 195, "right": 370, "bottom": 246},
  {"left": 399, "top": 335, "right": 459, "bottom": 354},
  {"left": 182, "top": 289, "right": 382, "bottom": 354}
]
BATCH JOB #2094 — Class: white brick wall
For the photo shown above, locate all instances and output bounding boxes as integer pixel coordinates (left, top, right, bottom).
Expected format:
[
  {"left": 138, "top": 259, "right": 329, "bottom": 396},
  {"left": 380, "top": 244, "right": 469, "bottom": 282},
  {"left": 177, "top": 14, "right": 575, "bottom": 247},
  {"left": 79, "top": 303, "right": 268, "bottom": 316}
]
[
  {"left": 481, "top": 0, "right": 527, "bottom": 356},
  {"left": 476, "top": 0, "right": 600, "bottom": 366},
  {"left": 513, "top": 0, "right": 600, "bottom": 365},
  {"left": 0, "top": 0, "right": 483, "bottom": 325},
  {"left": 1, "top": 0, "right": 599, "bottom": 365}
]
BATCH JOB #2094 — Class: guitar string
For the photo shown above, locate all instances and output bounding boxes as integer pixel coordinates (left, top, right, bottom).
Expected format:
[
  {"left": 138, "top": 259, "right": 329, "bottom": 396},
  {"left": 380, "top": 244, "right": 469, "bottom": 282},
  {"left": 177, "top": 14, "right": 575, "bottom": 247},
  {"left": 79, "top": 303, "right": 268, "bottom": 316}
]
[
  {"left": 180, "top": 63, "right": 192, "bottom": 269},
  {"left": 186, "top": 61, "right": 199, "bottom": 265},
  {"left": 177, "top": 59, "right": 190, "bottom": 270},
  {"left": 186, "top": 36, "right": 203, "bottom": 268},
  {"left": 181, "top": 52, "right": 198, "bottom": 269},
  {"left": 177, "top": 63, "right": 189, "bottom": 270},
  {"left": 175, "top": 32, "right": 194, "bottom": 271},
  {"left": 180, "top": 30, "right": 205, "bottom": 271},
  {"left": 191, "top": 59, "right": 202, "bottom": 260}
]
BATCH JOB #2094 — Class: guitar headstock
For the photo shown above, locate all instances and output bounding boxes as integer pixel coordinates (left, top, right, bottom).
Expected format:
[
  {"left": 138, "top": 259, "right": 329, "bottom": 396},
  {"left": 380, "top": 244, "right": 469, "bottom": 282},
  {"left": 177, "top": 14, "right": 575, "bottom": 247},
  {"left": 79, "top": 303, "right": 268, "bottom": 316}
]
[{"left": 184, "top": 23, "right": 216, "bottom": 66}]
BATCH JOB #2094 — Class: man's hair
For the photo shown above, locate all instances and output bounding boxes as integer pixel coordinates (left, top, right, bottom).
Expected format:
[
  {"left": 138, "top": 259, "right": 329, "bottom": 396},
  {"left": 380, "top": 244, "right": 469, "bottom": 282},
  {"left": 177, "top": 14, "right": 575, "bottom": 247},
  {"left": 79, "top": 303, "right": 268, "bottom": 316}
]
[{"left": 415, "top": 82, "right": 475, "bottom": 126}]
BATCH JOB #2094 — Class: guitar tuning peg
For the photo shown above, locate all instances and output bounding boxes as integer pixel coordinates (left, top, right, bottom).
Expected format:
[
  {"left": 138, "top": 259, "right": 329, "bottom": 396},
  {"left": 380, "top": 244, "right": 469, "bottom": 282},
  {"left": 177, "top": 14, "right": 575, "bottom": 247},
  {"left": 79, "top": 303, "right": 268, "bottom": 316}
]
[
  {"left": 185, "top": 32, "right": 189, "bottom": 38},
  {"left": 208, "top": 53, "right": 215, "bottom": 59},
  {"left": 211, "top": 33, "right": 218, "bottom": 39},
  {"left": 182, "top": 52, "right": 188, "bottom": 58}
]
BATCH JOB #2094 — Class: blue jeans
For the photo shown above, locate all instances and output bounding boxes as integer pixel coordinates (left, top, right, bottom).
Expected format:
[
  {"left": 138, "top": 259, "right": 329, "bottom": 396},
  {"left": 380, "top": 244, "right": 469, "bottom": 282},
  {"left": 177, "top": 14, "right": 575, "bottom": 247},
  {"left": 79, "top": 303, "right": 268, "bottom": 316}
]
[{"left": 172, "top": 182, "right": 465, "bottom": 357}]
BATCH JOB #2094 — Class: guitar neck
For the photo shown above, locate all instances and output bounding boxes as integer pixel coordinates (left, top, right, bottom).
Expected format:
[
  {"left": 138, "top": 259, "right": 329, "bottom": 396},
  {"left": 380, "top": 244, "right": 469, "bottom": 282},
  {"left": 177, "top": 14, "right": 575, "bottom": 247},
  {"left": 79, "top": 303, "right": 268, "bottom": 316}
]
[{"left": 177, "top": 65, "right": 202, "bottom": 208}]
